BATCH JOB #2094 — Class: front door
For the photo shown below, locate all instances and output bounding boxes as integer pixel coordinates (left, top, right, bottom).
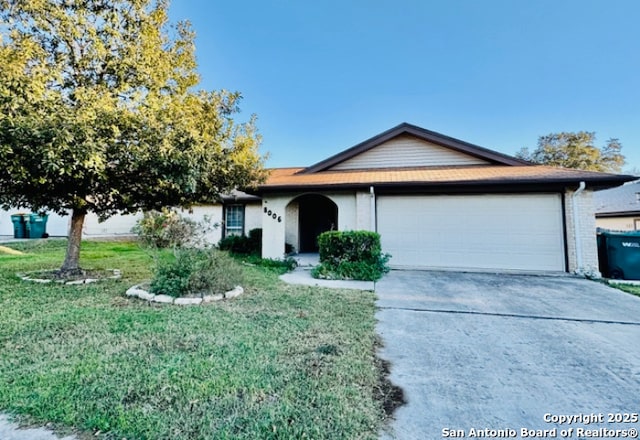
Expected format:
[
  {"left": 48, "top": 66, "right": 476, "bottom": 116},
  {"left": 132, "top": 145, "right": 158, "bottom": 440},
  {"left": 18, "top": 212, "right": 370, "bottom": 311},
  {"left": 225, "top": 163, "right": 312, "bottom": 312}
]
[{"left": 298, "top": 195, "right": 338, "bottom": 252}]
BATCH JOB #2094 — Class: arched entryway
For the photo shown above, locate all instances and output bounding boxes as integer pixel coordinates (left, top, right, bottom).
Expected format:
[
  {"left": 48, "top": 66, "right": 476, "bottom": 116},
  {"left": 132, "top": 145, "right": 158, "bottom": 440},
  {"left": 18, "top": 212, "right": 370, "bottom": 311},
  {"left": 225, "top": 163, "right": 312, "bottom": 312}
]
[{"left": 288, "top": 194, "right": 338, "bottom": 253}]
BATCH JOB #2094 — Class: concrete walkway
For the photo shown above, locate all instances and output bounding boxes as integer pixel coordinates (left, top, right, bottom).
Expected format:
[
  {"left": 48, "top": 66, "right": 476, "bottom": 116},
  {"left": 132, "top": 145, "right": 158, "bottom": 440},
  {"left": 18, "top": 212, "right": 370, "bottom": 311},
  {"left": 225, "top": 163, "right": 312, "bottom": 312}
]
[
  {"left": 0, "top": 415, "right": 79, "bottom": 440},
  {"left": 0, "top": 236, "right": 68, "bottom": 243},
  {"left": 280, "top": 253, "right": 377, "bottom": 290},
  {"left": 0, "top": 236, "right": 26, "bottom": 243},
  {"left": 279, "top": 267, "right": 376, "bottom": 290}
]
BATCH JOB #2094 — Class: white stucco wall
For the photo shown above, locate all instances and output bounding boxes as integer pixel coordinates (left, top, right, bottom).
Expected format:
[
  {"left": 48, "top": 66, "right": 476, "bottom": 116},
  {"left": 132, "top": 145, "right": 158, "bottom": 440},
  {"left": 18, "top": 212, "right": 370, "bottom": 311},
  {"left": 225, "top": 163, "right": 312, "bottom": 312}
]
[
  {"left": 285, "top": 201, "right": 299, "bottom": 251},
  {"left": 331, "top": 193, "right": 356, "bottom": 231},
  {"left": 262, "top": 196, "right": 289, "bottom": 259},
  {"left": 82, "top": 212, "right": 141, "bottom": 237},
  {"left": 564, "top": 189, "right": 599, "bottom": 275},
  {"left": 355, "top": 190, "right": 374, "bottom": 230},
  {"left": 0, "top": 205, "right": 228, "bottom": 245},
  {"left": 261, "top": 191, "right": 374, "bottom": 259},
  {"left": 83, "top": 206, "right": 225, "bottom": 243},
  {"left": 178, "top": 205, "right": 224, "bottom": 244},
  {"left": 244, "top": 203, "right": 263, "bottom": 234},
  {"left": 82, "top": 203, "right": 262, "bottom": 244},
  {"left": 596, "top": 216, "right": 640, "bottom": 231}
]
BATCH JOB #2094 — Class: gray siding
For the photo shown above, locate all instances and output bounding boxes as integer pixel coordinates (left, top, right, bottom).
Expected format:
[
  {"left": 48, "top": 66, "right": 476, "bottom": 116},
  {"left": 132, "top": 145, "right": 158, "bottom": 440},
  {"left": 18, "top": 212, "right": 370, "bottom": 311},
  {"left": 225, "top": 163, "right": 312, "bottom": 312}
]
[{"left": 329, "top": 134, "right": 489, "bottom": 170}]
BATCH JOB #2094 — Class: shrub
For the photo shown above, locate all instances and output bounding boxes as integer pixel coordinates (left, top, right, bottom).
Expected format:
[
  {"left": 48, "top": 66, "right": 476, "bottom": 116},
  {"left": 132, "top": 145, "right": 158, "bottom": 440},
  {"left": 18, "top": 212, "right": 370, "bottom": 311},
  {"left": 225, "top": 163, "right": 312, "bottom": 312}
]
[
  {"left": 312, "top": 259, "right": 390, "bottom": 281},
  {"left": 188, "top": 250, "right": 244, "bottom": 295},
  {"left": 150, "top": 248, "right": 244, "bottom": 297},
  {"left": 132, "top": 208, "right": 198, "bottom": 248},
  {"left": 313, "top": 230, "right": 390, "bottom": 281},
  {"left": 149, "top": 249, "right": 194, "bottom": 296},
  {"left": 258, "top": 256, "right": 298, "bottom": 273},
  {"left": 218, "top": 228, "right": 261, "bottom": 255},
  {"left": 318, "top": 230, "right": 385, "bottom": 265},
  {"left": 240, "top": 254, "right": 298, "bottom": 274}
]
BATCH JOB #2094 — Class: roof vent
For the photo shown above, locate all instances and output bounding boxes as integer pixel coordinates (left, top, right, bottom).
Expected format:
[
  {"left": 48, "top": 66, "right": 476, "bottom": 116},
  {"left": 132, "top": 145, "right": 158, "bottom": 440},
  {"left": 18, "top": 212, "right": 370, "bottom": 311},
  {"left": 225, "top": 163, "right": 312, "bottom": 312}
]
[{"left": 636, "top": 192, "right": 640, "bottom": 203}]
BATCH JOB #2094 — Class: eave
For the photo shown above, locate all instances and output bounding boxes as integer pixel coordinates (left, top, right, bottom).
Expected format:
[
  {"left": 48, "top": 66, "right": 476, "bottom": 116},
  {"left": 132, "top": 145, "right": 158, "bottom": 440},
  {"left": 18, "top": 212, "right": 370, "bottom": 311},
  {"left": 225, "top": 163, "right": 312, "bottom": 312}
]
[
  {"left": 596, "top": 211, "right": 640, "bottom": 218},
  {"left": 249, "top": 166, "right": 636, "bottom": 196}
]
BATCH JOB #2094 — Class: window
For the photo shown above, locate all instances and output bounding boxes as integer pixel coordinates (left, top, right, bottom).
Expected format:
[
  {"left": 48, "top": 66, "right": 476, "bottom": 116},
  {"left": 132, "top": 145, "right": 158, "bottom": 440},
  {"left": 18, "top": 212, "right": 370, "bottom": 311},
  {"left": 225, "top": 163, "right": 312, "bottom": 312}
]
[
  {"left": 224, "top": 205, "right": 244, "bottom": 237},
  {"left": 634, "top": 219, "right": 640, "bottom": 231}
]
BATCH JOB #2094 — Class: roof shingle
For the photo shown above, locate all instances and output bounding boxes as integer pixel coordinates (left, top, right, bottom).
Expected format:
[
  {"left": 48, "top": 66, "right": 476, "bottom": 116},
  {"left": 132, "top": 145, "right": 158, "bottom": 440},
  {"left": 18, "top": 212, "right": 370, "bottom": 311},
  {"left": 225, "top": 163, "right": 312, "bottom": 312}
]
[
  {"left": 257, "top": 165, "right": 633, "bottom": 191},
  {"left": 594, "top": 180, "right": 640, "bottom": 215}
]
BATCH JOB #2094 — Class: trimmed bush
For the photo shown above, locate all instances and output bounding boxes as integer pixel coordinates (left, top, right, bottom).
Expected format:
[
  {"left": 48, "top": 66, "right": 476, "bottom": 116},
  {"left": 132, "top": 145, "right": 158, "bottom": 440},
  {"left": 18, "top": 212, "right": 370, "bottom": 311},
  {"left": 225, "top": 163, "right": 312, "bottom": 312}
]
[
  {"left": 150, "top": 248, "right": 243, "bottom": 297},
  {"left": 313, "top": 230, "right": 390, "bottom": 281},
  {"left": 218, "top": 228, "right": 261, "bottom": 255}
]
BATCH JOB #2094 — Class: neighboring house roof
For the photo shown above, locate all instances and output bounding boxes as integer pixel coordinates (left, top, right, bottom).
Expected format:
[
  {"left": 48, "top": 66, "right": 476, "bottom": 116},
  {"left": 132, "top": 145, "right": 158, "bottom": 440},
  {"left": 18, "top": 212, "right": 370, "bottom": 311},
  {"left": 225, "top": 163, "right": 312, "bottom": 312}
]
[
  {"left": 252, "top": 123, "right": 635, "bottom": 194},
  {"left": 594, "top": 180, "right": 640, "bottom": 217}
]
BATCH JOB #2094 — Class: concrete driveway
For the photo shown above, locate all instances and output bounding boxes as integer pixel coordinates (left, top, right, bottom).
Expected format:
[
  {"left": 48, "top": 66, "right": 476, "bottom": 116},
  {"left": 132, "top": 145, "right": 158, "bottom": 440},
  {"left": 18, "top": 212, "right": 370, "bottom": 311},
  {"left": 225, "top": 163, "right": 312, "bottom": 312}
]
[{"left": 376, "top": 271, "right": 640, "bottom": 439}]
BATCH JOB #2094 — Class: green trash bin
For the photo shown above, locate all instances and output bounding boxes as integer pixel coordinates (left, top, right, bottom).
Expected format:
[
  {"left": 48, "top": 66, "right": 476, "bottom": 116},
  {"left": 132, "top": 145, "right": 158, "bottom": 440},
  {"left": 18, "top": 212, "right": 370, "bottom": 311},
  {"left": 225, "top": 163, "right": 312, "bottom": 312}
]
[
  {"left": 27, "top": 213, "right": 49, "bottom": 239},
  {"left": 597, "top": 231, "right": 609, "bottom": 277},
  {"left": 10, "top": 214, "right": 27, "bottom": 238},
  {"left": 600, "top": 230, "right": 640, "bottom": 280}
]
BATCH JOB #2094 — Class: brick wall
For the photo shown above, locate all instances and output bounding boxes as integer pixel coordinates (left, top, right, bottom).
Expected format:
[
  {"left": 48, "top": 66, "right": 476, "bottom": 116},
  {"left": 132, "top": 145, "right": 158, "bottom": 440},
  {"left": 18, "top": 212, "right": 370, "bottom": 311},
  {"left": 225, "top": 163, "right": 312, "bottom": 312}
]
[{"left": 564, "top": 189, "right": 600, "bottom": 276}]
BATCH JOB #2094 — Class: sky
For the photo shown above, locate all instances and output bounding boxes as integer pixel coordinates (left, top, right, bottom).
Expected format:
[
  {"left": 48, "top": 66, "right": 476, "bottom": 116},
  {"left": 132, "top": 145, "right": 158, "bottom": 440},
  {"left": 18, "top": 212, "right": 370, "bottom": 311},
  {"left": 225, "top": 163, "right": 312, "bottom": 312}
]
[{"left": 168, "top": 0, "right": 640, "bottom": 173}]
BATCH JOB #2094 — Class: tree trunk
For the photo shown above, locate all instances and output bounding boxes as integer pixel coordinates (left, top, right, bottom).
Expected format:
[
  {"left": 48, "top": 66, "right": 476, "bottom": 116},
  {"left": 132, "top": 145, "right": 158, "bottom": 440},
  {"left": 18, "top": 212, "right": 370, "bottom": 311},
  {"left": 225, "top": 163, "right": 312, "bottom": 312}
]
[{"left": 60, "top": 209, "right": 86, "bottom": 273}]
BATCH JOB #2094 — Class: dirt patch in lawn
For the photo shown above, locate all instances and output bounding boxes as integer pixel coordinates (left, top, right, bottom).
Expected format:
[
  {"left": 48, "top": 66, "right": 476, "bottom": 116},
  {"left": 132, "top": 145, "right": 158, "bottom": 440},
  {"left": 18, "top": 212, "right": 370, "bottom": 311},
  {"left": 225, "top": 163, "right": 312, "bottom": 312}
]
[{"left": 375, "top": 339, "right": 406, "bottom": 419}]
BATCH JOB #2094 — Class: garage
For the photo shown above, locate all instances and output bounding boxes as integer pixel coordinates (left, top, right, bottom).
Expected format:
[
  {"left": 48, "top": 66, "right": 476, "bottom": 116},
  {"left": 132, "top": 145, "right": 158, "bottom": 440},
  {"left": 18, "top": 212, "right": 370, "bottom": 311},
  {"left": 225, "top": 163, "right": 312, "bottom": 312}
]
[
  {"left": 376, "top": 194, "right": 566, "bottom": 271},
  {"left": 256, "top": 124, "right": 634, "bottom": 272}
]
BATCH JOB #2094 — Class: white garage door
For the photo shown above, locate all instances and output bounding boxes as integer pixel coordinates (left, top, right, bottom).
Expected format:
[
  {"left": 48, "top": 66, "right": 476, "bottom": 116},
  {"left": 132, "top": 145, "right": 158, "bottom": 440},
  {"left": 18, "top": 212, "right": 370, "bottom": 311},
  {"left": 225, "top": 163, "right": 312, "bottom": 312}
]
[{"left": 377, "top": 194, "right": 565, "bottom": 271}]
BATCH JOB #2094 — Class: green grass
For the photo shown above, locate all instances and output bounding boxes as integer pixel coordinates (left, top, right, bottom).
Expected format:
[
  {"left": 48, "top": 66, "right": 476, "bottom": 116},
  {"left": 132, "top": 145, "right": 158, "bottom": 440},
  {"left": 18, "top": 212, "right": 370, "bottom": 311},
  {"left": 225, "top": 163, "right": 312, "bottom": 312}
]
[
  {"left": 232, "top": 254, "right": 298, "bottom": 275},
  {"left": 0, "top": 240, "right": 384, "bottom": 439},
  {"left": 610, "top": 283, "right": 640, "bottom": 298}
]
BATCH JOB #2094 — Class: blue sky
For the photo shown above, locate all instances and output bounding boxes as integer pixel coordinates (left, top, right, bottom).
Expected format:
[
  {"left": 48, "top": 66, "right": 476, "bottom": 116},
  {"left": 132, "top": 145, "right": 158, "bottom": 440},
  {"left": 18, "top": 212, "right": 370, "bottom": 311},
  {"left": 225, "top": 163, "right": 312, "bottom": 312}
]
[{"left": 168, "top": 0, "right": 640, "bottom": 172}]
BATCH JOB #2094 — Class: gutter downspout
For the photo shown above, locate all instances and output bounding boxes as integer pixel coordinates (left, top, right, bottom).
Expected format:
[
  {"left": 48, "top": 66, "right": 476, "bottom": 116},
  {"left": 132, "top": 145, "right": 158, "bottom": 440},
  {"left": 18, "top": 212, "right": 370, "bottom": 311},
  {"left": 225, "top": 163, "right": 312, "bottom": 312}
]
[
  {"left": 370, "top": 186, "right": 376, "bottom": 232},
  {"left": 370, "top": 185, "right": 377, "bottom": 292},
  {"left": 572, "top": 181, "right": 586, "bottom": 272}
]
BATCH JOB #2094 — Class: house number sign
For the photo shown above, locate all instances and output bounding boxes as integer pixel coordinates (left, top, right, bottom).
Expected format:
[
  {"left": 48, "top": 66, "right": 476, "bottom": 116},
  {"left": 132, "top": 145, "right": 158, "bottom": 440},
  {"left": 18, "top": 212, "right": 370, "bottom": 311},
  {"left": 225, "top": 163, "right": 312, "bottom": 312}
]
[{"left": 264, "top": 207, "right": 282, "bottom": 222}]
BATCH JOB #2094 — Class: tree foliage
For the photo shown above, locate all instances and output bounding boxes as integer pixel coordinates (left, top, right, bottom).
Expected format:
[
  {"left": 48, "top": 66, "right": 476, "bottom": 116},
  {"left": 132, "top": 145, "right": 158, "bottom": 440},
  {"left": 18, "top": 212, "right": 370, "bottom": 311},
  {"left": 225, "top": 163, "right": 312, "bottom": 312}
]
[
  {"left": 0, "top": 0, "right": 266, "bottom": 271},
  {"left": 516, "top": 132, "right": 625, "bottom": 173}
]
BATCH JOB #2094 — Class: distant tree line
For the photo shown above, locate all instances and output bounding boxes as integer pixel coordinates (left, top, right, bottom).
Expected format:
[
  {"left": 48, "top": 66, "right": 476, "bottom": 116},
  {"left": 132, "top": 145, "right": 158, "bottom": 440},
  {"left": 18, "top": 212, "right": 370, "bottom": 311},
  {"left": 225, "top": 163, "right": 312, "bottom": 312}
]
[{"left": 516, "top": 132, "right": 625, "bottom": 173}]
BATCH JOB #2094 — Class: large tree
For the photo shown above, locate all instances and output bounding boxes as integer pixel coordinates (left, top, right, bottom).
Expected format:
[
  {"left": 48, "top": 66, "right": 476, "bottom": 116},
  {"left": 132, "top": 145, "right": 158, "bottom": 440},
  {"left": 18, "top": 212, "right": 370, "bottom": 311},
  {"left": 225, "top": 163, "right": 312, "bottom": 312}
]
[
  {"left": 0, "top": 0, "right": 266, "bottom": 273},
  {"left": 516, "top": 132, "right": 625, "bottom": 173}
]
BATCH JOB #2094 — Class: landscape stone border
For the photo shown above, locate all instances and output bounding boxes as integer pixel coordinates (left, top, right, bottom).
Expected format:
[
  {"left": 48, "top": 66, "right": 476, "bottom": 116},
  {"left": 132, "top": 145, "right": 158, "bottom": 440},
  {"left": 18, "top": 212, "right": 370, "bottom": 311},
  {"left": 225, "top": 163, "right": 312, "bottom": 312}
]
[
  {"left": 17, "top": 269, "right": 122, "bottom": 285},
  {"left": 125, "top": 284, "right": 244, "bottom": 305}
]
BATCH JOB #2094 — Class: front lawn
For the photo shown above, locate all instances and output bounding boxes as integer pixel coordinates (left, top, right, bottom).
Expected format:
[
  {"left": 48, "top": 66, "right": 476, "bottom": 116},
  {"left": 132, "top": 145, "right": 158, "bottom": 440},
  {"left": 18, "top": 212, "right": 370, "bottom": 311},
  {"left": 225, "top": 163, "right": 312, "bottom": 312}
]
[
  {"left": 609, "top": 282, "right": 640, "bottom": 298},
  {"left": 0, "top": 240, "right": 385, "bottom": 439}
]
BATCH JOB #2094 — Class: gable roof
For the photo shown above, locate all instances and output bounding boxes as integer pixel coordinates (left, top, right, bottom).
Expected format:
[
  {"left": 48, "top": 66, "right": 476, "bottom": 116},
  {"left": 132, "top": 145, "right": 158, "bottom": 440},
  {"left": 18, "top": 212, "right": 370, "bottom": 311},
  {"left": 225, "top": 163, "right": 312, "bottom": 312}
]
[
  {"left": 594, "top": 180, "right": 640, "bottom": 216},
  {"left": 300, "top": 122, "right": 529, "bottom": 174},
  {"left": 251, "top": 124, "right": 637, "bottom": 194}
]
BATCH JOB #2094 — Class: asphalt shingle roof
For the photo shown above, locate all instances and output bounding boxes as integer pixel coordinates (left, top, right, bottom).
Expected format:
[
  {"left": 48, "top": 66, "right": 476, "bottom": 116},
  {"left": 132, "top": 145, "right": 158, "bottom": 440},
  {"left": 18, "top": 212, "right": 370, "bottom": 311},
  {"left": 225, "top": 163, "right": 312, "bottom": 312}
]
[
  {"left": 594, "top": 180, "right": 640, "bottom": 215},
  {"left": 257, "top": 165, "right": 631, "bottom": 191},
  {"left": 252, "top": 124, "right": 636, "bottom": 194}
]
